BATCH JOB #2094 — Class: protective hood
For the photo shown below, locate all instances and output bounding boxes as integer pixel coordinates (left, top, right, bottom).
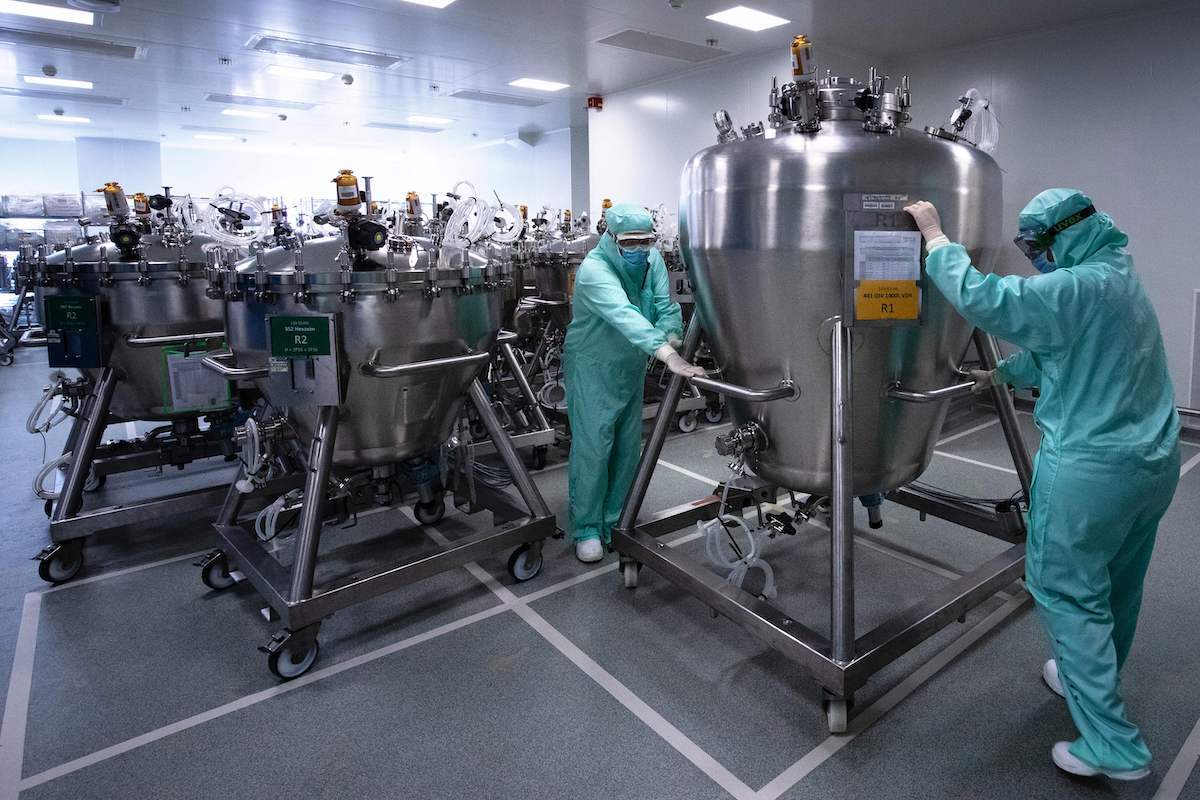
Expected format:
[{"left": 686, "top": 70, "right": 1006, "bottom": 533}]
[
  {"left": 597, "top": 202, "right": 656, "bottom": 279},
  {"left": 1018, "top": 188, "right": 1128, "bottom": 269}
]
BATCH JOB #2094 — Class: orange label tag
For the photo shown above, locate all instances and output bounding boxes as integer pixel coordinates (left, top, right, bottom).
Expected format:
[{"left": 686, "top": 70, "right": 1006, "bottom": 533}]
[{"left": 855, "top": 280, "right": 919, "bottom": 321}]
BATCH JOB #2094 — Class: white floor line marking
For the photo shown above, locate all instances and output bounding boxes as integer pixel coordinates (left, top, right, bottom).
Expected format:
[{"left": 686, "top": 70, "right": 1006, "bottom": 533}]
[
  {"left": 122, "top": 422, "right": 137, "bottom": 439},
  {"left": 18, "top": 602, "right": 512, "bottom": 792},
  {"left": 0, "top": 593, "right": 42, "bottom": 800},
  {"left": 937, "top": 418, "right": 1000, "bottom": 446},
  {"left": 1153, "top": 715, "right": 1200, "bottom": 800},
  {"left": 933, "top": 450, "right": 1019, "bottom": 476},
  {"left": 41, "top": 549, "right": 211, "bottom": 595},
  {"left": 1180, "top": 449, "right": 1200, "bottom": 479},
  {"left": 657, "top": 459, "right": 720, "bottom": 488},
  {"left": 424, "top": 525, "right": 756, "bottom": 800},
  {"left": 755, "top": 592, "right": 1030, "bottom": 800}
]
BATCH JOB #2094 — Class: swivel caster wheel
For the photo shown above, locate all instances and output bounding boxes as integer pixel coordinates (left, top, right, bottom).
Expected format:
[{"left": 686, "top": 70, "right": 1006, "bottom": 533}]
[
  {"left": 704, "top": 405, "right": 725, "bottom": 425},
  {"left": 265, "top": 631, "right": 320, "bottom": 680},
  {"left": 507, "top": 544, "right": 543, "bottom": 582},
  {"left": 531, "top": 446, "right": 548, "bottom": 471},
  {"left": 83, "top": 471, "right": 105, "bottom": 493},
  {"left": 824, "top": 696, "right": 850, "bottom": 734},
  {"left": 622, "top": 560, "right": 640, "bottom": 589},
  {"left": 675, "top": 411, "right": 698, "bottom": 434},
  {"left": 0, "top": 352, "right": 13, "bottom": 367},
  {"left": 43, "top": 499, "right": 53, "bottom": 518},
  {"left": 414, "top": 499, "right": 446, "bottom": 526},
  {"left": 200, "top": 551, "right": 237, "bottom": 591},
  {"left": 37, "top": 542, "right": 83, "bottom": 584}
]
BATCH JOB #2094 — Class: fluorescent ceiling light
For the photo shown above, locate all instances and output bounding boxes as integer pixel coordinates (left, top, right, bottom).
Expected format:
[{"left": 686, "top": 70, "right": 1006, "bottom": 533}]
[
  {"left": 221, "top": 108, "right": 270, "bottom": 119},
  {"left": 397, "top": 0, "right": 457, "bottom": 8},
  {"left": 706, "top": 6, "right": 789, "bottom": 31},
  {"left": 0, "top": 1, "right": 93, "bottom": 25},
  {"left": 194, "top": 133, "right": 235, "bottom": 141},
  {"left": 36, "top": 113, "right": 88, "bottom": 123},
  {"left": 265, "top": 63, "right": 334, "bottom": 81},
  {"left": 205, "top": 92, "right": 315, "bottom": 111},
  {"left": 508, "top": 77, "right": 569, "bottom": 92},
  {"left": 406, "top": 114, "right": 452, "bottom": 126},
  {"left": 23, "top": 74, "right": 92, "bottom": 89},
  {"left": 246, "top": 34, "right": 410, "bottom": 69}
]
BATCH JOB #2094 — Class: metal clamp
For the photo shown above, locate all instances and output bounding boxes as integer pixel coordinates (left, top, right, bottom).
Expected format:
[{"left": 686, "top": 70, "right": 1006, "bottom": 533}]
[
  {"left": 886, "top": 380, "right": 975, "bottom": 404},
  {"left": 126, "top": 330, "right": 224, "bottom": 349},
  {"left": 201, "top": 352, "right": 269, "bottom": 379},
  {"left": 361, "top": 349, "right": 490, "bottom": 378},
  {"left": 690, "top": 374, "right": 799, "bottom": 403}
]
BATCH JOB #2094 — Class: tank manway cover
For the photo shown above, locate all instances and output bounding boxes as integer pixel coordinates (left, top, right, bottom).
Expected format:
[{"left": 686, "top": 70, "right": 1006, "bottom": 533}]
[{"left": 842, "top": 194, "right": 924, "bottom": 327}]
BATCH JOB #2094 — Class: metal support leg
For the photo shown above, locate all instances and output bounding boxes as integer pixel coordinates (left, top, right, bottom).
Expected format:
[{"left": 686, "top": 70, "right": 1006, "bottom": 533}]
[
  {"left": 500, "top": 342, "right": 552, "bottom": 433},
  {"left": 51, "top": 367, "right": 118, "bottom": 523},
  {"left": 216, "top": 474, "right": 250, "bottom": 527},
  {"left": 830, "top": 318, "right": 855, "bottom": 664},
  {"left": 973, "top": 330, "right": 1034, "bottom": 497},
  {"left": 524, "top": 318, "right": 554, "bottom": 383},
  {"left": 468, "top": 379, "right": 551, "bottom": 522},
  {"left": 615, "top": 317, "right": 703, "bottom": 535},
  {"left": 287, "top": 406, "right": 339, "bottom": 603}
]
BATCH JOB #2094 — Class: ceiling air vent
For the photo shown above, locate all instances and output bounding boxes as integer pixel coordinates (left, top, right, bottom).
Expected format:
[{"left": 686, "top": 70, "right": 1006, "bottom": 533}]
[
  {"left": 596, "top": 29, "right": 730, "bottom": 62},
  {"left": 182, "top": 124, "right": 260, "bottom": 136},
  {"left": 205, "top": 93, "right": 316, "bottom": 111},
  {"left": 448, "top": 89, "right": 548, "bottom": 108},
  {"left": 0, "top": 27, "right": 143, "bottom": 59},
  {"left": 246, "top": 34, "right": 410, "bottom": 69},
  {"left": 0, "top": 87, "right": 126, "bottom": 106},
  {"left": 363, "top": 122, "right": 442, "bottom": 133}
]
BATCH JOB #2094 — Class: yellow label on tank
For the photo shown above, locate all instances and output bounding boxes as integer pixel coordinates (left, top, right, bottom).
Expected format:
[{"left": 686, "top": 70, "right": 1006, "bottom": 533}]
[{"left": 855, "top": 280, "right": 919, "bottom": 321}]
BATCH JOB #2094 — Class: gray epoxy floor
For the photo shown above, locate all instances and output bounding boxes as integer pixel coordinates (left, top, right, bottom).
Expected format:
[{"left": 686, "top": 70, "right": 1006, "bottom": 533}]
[{"left": 1, "top": 343, "right": 1198, "bottom": 799}]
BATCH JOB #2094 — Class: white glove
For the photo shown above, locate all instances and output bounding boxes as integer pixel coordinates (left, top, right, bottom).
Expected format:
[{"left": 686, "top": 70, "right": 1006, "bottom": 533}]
[
  {"left": 654, "top": 344, "right": 706, "bottom": 378},
  {"left": 970, "top": 369, "right": 995, "bottom": 394},
  {"left": 667, "top": 334, "right": 683, "bottom": 349},
  {"left": 903, "top": 201, "right": 947, "bottom": 244}
]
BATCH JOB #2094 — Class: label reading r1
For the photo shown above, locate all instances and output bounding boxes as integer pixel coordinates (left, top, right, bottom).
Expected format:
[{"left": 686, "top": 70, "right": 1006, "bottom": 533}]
[{"left": 269, "top": 316, "right": 331, "bottom": 359}]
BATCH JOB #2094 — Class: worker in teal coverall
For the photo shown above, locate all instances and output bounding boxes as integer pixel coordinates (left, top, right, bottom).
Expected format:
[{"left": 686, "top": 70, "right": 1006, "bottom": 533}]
[
  {"left": 906, "top": 189, "right": 1179, "bottom": 780},
  {"left": 564, "top": 202, "right": 702, "bottom": 563}
]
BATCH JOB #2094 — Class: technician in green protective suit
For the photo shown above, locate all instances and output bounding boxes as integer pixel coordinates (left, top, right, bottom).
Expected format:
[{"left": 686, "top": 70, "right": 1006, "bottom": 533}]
[
  {"left": 905, "top": 189, "right": 1179, "bottom": 781},
  {"left": 564, "top": 202, "right": 700, "bottom": 563}
]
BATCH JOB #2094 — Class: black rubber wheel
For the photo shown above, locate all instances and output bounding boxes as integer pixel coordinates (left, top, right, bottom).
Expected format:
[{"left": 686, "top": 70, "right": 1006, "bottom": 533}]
[
  {"left": 38, "top": 543, "right": 83, "bottom": 584},
  {"left": 704, "top": 405, "right": 725, "bottom": 424},
  {"left": 507, "top": 544, "right": 543, "bottom": 582},
  {"left": 267, "top": 637, "right": 319, "bottom": 680},
  {"left": 83, "top": 472, "right": 106, "bottom": 493},
  {"left": 414, "top": 499, "right": 446, "bottom": 526},
  {"left": 531, "top": 446, "right": 547, "bottom": 471},
  {"left": 676, "top": 411, "right": 698, "bottom": 433},
  {"left": 200, "top": 553, "right": 236, "bottom": 591},
  {"left": 0, "top": 352, "right": 13, "bottom": 367},
  {"left": 43, "top": 499, "right": 53, "bottom": 518}
]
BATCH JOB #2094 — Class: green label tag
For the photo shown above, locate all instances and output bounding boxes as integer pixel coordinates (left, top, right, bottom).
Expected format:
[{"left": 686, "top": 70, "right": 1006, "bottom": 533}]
[
  {"left": 269, "top": 316, "right": 331, "bottom": 358},
  {"left": 45, "top": 296, "right": 96, "bottom": 332}
]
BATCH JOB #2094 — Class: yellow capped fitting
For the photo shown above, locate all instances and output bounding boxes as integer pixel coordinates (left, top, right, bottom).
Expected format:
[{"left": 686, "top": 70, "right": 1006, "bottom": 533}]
[
  {"left": 333, "top": 169, "right": 361, "bottom": 208},
  {"left": 791, "top": 34, "right": 814, "bottom": 79}
]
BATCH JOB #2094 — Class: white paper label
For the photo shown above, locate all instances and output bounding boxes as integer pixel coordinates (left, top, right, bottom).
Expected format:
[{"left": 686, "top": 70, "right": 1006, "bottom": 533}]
[
  {"left": 854, "top": 230, "right": 922, "bottom": 281},
  {"left": 167, "top": 353, "right": 228, "bottom": 411}
]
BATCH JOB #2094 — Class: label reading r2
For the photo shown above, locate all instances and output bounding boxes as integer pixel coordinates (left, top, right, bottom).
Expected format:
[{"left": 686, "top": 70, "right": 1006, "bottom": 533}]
[{"left": 269, "top": 316, "right": 332, "bottom": 359}]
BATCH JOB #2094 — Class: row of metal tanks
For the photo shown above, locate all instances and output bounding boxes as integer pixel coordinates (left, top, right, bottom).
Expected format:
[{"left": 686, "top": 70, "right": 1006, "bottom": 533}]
[{"left": 16, "top": 175, "right": 568, "bottom": 678}]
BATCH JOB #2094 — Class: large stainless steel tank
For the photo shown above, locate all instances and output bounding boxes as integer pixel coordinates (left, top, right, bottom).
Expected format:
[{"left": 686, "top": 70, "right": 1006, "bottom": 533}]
[
  {"left": 532, "top": 233, "right": 597, "bottom": 302},
  {"left": 680, "top": 79, "right": 1002, "bottom": 495},
  {"left": 218, "top": 236, "right": 501, "bottom": 466},
  {"left": 29, "top": 235, "right": 229, "bottom": 420}
]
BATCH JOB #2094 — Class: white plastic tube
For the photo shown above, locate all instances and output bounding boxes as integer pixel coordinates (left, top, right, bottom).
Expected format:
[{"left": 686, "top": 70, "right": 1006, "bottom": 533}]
[
  {"left": 203, "top": 187, "right": 268, "bottom": 247},
  {"left": 26, "top": 372, "right": 69, "bottom": 434},
  {"left": 33, "top": 452, "right": 71, "bottom": 500},
  {"left": 959, "top": 88, "right": 1000, "bottom": 154}
]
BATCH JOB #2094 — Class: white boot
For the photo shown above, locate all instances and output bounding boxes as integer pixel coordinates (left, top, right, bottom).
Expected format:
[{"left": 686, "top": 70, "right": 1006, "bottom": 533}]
[
  {"left": 575, "top": 537, "right": 603, "bottom": 563},
  {"left": 1043, "top": 659, "right": 1065, "bottom": 698},
  {"left": 1051, "top": 742, "right": 1150, "bottom": 781}
]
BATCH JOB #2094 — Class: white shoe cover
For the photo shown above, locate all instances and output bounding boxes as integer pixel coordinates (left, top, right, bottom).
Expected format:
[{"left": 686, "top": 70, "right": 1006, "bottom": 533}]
[
  {"left": 1052, "top": 742, "right": 1150, "bottom": 781},
  {"left": 1043, "top": 659, "right": 1065, "bottom": 698},
  {"left": 575, "top": 538, "right": 604, "bottom": 563}
]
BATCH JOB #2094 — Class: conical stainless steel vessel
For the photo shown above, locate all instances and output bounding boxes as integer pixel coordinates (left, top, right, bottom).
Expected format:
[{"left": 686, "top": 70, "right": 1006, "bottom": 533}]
[{"left": 680, "top": 78, "right": 1002, "bottom": 495}]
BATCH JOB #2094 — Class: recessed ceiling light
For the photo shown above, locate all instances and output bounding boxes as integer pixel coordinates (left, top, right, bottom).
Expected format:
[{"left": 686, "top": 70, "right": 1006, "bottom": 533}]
[
  {"left": 265, "top": 64, "right": 335, "bottom": 81},
  {"left": 508, "top": 78, "right": 569, "bottom": 92},
  {"left": 406, "top": 114, "right": 452, "bottom": 126},
  {"left": 397, "top": 0, "right": 457, "bottom": 8},
  {"left": 221, "top": 108, "right": 270, "bottom": 119},
  {"left": 706, "top": 6, "right": 789, "bottom": 32},
  {"left": 36, "top": 113, "right": 89, "bottom": 123},
  {"left": 0, "top": 1, "right": 93, "bottom": 25},
  {"left": 22, "top": 74, "right": 92, "bottom": 89},
  {"left": 194, "top": 133, "right": 236, "bottom": 141}
]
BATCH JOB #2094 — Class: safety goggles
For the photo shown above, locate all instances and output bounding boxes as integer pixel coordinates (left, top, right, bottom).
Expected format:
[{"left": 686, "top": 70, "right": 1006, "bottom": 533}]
[
  {"left": 1012, "top": 204, "right": 1096, "bottom": 261},
  {"left": 613, "top": 231, "right": 657, "bottom": 253}
]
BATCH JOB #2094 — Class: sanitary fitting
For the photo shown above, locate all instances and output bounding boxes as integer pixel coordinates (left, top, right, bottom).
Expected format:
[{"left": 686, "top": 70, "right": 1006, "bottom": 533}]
[{"left": 715, "top": 421, "right": 768, "bottom": 459}]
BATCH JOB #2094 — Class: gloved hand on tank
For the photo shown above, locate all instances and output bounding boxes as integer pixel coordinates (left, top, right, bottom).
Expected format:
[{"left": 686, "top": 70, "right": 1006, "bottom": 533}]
[
  {"left": 903, "top": 201, "right": 949, "bottom": 249},
  {"left": 969, "top": 369, "right": 996, "bottom": 394},
  {"left": 655, "top": 344, "right": 706, "bottom": 378}
]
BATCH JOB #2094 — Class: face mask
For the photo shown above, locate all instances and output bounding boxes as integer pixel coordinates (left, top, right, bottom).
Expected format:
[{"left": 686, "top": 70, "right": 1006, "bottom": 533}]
[
  {"left": 621, "top": 249, "right": 650, "bottom": 269},
  {"left": 1031, "top": 249, "right": 1055, "bottom": 274}
]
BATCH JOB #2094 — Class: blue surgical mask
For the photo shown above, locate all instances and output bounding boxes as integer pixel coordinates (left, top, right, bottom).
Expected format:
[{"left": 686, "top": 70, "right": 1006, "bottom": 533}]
[
  {"left": 1031, "top": 249, "right": 1055, "bottom": 274},
  {"left": 621, "top": 249, "right": 649, "bottom": 269}
]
